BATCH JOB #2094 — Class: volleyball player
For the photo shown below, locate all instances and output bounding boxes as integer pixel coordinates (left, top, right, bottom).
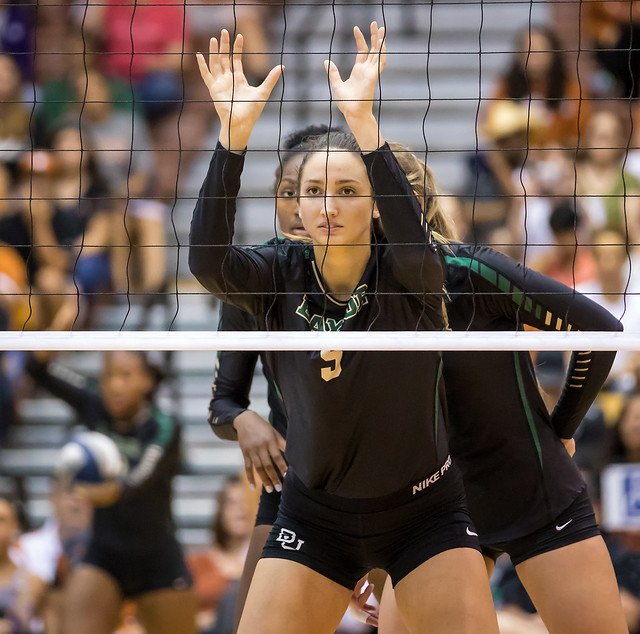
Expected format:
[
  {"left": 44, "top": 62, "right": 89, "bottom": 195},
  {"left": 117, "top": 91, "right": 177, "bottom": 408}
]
[
  {"left": 208, "top": 123, "right": 379, "bottom": 629},
  {"left": 191, "top": 24, "right": 498, "bottom": 633},
  {"left": 373, "top": 150, "right": 628, "bottom": 633},
  {"left": 27, "top": 351, "right": 197, "bottom": 634}
]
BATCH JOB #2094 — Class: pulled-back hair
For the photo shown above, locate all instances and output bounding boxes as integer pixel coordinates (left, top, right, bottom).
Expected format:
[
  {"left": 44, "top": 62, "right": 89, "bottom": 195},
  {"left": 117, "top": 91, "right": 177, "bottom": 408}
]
[
  {"left": 297, "top": 132, "right": 457, "bottom": 243},
  {"left": 273, "top": 125, "right": 343, "bottom": 193},
  {"left": 386, "top": 141, "right": 457, "bottom": 243}
]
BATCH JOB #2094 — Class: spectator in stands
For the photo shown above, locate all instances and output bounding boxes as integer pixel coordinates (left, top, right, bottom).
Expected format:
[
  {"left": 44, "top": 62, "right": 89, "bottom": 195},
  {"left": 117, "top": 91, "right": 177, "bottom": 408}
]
[
  {"left": 75, "top": 68, "right": 166, "bottom": 296},
  {"left": 459, "top": 100, "right": 540, "bottom": 245},
  {"left": 0, "top": 2, "right": 36, "bottom": 81},
  {"left": 0, "top": 496, "right": 43, "bottom": 633},
  {"left": 489, "top": 24, "right": 589, "bottom": 149},
  {"left": 576, "top": 105, "right": 640, "bottom": 243},
  {"left": 188, "top": 474, "right": 256, "bottom": 634},
  {"left": 0, "top": 54, "right": 31, "bottom": 169},
  {"left": 81, "top": 0, "right": 192, "bottom": 199},
  {"left": 15, "top": 481, "right": 91, "bottom": 634},
  {"left": 583, "top": 2, "right": 640, "bottom": 100},
  {"left": 530, "top": 200, "right": 596, "bottom": 287},
  {"left": 607, "top": 394, "right": 640, "bottom": 464},
  {"left": 577, "top": 229, "right": 640, "bottom": 387},
  {"left": 23, "top": 124, "right": 112, "bottom": 329}
]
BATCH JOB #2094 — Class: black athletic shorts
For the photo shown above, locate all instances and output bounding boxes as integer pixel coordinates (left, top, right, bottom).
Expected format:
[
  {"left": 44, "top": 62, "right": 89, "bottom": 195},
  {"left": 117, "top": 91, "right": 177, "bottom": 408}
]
[
  {"left": 255, "top": 488, "right": 282, "bottom": 527},
  {"left": 262, "top": 457, "right": 480, "bottom": 590},
  {"left": 84, "top": 537, "right": 192, "bottom": 598},
  {"left": 482, "top": 487, "right": 600, "bottom": 567}
]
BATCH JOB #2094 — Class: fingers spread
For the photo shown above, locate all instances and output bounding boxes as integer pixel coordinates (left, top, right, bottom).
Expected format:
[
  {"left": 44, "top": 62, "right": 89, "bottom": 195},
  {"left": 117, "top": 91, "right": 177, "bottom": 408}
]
[
  {"left": 219, "top": 29, "right": 231, "bottom": 73},
  {"left": 258, "top": 64, "right": 284, "bottom": 98},
  {"left": 196, "top": 53, "right": 213, "bottom": 87},
  {"left": 232, "top": 33, "right": 244, "bottom": 74},
  {"left": 353, "top": 26, "right": 368, "bottom": 64}
]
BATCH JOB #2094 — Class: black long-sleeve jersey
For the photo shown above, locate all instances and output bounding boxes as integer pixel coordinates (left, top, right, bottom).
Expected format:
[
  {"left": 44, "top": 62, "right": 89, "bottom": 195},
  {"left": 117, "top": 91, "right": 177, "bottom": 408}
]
[
  {"left": 444, "top": 243, "right": 621, "bottom": 543},
  {"left": 208, "top": 299, "right": 287, "bottom": 441},
  {"left": 27, "top": 358, "right": 181, "bottom": 555},
  {"left": 190, "top": 143, "right": 449, "bottom": 499}
]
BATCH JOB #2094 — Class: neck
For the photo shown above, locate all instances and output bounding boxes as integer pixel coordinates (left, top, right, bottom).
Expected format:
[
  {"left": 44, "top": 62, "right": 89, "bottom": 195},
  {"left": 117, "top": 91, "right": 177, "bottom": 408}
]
[
  {"left": 0, "top": 548, "right": 13, "bottom": 568},
  {"left": 223, "top": 536, "right": 247, "bottom": 554},
  {"left": 312, "top": 243, "right": 371, "bottom": 302}
]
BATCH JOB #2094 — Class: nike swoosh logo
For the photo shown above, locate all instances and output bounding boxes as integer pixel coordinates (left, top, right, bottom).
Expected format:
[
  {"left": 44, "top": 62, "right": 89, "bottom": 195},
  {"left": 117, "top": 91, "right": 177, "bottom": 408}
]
[
  {"left": 556, "top": 519, "right": 573, "bottom": 531},
  {"left": 466, "top": 527, "right": 478, "bottom": 536}
]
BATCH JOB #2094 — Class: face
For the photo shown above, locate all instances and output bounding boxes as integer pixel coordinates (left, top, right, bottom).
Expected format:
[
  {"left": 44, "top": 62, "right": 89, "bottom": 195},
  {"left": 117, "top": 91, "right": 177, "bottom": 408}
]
[
  {"left": 518, "top": 30, "right": 553, "bottom": 78},
  {"left": 275, "top": 153, "right": 306, "bottom": 237},
  {"left": 620, "top": 397, "right": 640, "bottom": 454},
  {"left": 53, "top": 127, "right": 83, "bottom": 173},
  {"left": 0, "top": 499, "right": 19, "bottom": 551},
  {"left": 0, "top": 55, "right": 21, "bottom": 100},
  {"left": 585, "top": 111, "right": 626, "bottom": 165},
  {"left": 220, "top": 483, "right": 252, "bottom": 539},
  {"left": 100, "top": 352, "right": 154, "bottom": 420},
  {"left": 298, "top": 150, "right": 378, "bottom": 247},
  {"left": 52, "top": 484, "right": 92, "bottom": 533},
  {"left": 592, "top": 231, "right": 627, "bottom": 276}
]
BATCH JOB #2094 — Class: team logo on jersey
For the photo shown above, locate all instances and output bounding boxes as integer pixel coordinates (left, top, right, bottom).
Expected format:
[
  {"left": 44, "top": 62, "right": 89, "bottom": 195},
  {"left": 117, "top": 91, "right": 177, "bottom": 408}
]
[
  {"left": 295, "top": 284, "right": 368, "bottom": 331},
  {"left": 276, "top": 528, "right": 304, "bottom": 551}
]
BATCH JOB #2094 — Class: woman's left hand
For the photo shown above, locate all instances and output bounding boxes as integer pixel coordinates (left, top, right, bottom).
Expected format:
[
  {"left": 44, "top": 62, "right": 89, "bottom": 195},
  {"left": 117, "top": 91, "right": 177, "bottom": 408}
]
[{"left": 325, "top": 21, "right": 386, "bottom": 146}]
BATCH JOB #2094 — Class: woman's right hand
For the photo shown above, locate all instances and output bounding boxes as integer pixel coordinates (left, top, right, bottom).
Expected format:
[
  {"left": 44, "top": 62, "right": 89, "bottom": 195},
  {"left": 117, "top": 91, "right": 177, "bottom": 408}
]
[
  {"left": 196, "top": 30, "right": 284, "bottom": 151},
  {"left": 233, "top": 410, "right": 287, "bottom": 492}
]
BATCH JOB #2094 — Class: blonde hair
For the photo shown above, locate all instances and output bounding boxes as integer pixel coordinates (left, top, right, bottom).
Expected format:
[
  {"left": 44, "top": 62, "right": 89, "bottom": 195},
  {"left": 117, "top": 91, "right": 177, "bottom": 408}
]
[{"left": 386, "top": 141, "right": 458, "bottom": 244}]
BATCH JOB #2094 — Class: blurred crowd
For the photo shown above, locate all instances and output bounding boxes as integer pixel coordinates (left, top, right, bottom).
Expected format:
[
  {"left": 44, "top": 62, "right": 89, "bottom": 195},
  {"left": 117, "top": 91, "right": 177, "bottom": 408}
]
[{"left": 2, "top": 1, "right": 640, "bottom": 632}]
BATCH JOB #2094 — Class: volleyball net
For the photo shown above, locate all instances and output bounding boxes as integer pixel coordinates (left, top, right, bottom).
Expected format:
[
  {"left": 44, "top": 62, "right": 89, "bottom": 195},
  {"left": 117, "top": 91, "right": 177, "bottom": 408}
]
[{"left": 1, "top": 0, "right": 639, "bottom": 353}]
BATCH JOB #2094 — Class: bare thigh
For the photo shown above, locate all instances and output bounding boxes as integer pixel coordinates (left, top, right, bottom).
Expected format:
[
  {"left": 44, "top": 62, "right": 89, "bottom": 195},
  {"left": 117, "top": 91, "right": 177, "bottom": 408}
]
[
  {"left": 394, "top": 548, "right": 499, "bottom": 634},
  {"left": 136, "top": 588, "right": 198, "bottom": 634},
  {"left": 237, "top": 558, "right": 352, "bottom": 634},
  {"left": 62, "top": 565, "right": 122, "bottom": 634},
  {"left": 516, "top": 536, "right": 627, "bottom": 634},
  {"left": 379, "top": 552, "right": 498, "bottom": 633}
]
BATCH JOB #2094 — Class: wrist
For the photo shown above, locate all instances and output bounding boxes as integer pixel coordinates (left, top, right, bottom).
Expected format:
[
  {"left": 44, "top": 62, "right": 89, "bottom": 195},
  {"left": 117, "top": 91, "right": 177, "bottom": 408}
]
[
  {"left": 345, "top": 113, "right": 385, "bottom": 153},
  {"left": 218, "top": 124, "right": 253, "bottom": 153},
  {"left": 232, "top": 409, "right": 250, "bottom": 431}
]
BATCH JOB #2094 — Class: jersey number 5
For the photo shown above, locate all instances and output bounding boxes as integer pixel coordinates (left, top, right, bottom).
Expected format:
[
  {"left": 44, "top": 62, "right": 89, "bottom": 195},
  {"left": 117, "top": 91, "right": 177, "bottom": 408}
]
[{"left": 320, "top": 350, "right": 343, "bottom": 382}]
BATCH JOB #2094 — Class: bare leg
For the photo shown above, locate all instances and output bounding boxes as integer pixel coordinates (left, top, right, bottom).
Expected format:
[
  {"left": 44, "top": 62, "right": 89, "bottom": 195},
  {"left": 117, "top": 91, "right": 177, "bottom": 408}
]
[
  {"left": 379, "top": 553, "right": 497, "bottom": 633},
  {"left": 238, "top": 559, "right": 352, "bottom": 634},
  {"left": 62, "top": 565, "right": 122, "bottom": 634},
  {"left": 136, "top": 588, "right": 198, "bottom": 634},
  {"left": 394, "top": 548, "right": 498, "bottom": 634},
  {"left": 516, "top": 536, "right": 627, "bottom": 634},
  {"left": 234, "top": 524, "right": 272, "bottom": 632}
]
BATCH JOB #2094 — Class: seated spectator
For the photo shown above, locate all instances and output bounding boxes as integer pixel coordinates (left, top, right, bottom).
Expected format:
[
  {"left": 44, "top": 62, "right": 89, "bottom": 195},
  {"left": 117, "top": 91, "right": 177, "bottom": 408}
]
[
  {"left": 577, "top": 229, "right": 640, "bottom": 386},
  {"left": 576, "top": 105, "right": 640, "bottom": 243},
  {"left": 530, "top": 200, "right": 596, "bottom": 287},
  {"left": 0, "top": 2, "right": 36, "bottom": 81},
  {"left": 0, "top": 54, "right": 31, "bottom": 169},
  {"left": 488, "top": 24, "right": 589, "bottom": 149},
  {"left": 607, "top": 393, "right": 640, "bottom": 464},
  {"left": 459, "top": 100, "right": 541, "bottom": 245},
  {"left": 82, "top": 0, "right": 189, "bottom": 125},
  {"left": 583, "top": 2, "right": 640, "bottom": 99},
  {"left": 74, "top": 69, "right": 166, "bottom": 296},
  {"left": 13, "top": 481, "right": 91, "bottom": 634},
  {"left": 0, "top": 496, "right": 43, "bottom": 633},
  {"left": 187, "top": 475, "right": 256, "bottom": 634}
]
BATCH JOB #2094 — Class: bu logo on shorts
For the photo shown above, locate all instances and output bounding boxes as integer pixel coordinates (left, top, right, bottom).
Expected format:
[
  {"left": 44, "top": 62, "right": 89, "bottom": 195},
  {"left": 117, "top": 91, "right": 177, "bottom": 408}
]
[{"left": 276, "top": 528, "right": 304, "bottom": 551}]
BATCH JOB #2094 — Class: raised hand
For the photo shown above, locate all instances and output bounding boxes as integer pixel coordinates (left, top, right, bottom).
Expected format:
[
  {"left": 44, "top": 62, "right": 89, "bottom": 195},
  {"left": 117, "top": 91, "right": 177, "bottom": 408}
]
[
  {"left": 324, "top": 21, "right": 387, "bottom": 151},
  {"left": 196, "top": 30, "right": 284, "bottom": 151}
]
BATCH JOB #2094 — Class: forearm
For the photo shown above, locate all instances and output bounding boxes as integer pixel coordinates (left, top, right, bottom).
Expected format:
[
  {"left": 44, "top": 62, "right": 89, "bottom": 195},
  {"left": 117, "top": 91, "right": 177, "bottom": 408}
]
[
  {"left": 362, "top": 144, "right": 444, "bottom": 294},
  {"left": 188, "top": 143, "right": 243, "bottom": 291}
]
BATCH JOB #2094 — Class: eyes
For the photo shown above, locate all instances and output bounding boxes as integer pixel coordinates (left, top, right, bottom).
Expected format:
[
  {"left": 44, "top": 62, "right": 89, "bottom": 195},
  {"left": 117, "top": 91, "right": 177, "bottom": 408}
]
[{"left": 303, "top": 186, "right": 357, "bottom": 196}]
